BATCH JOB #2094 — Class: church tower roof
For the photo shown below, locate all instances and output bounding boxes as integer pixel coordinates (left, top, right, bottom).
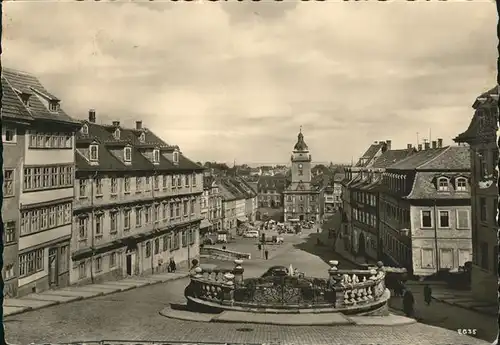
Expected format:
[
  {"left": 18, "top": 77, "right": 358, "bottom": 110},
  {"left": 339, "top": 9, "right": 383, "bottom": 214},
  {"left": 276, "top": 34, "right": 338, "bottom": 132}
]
[{"left": 293, "top": 128, "right": 309, "bottom": 151}]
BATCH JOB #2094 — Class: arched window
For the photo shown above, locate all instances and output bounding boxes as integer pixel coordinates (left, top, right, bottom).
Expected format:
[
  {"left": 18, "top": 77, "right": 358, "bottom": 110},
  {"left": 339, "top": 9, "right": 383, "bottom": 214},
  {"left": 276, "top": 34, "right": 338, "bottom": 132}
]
[
  {"left": 456, "top": 177, "right": 468, "bottom": 192},
  {"left": 437, "top": 177, "right": 449, "bottom": 192},
  {"left": 81, "top": 124, "right": 88, "bottom": 135}
]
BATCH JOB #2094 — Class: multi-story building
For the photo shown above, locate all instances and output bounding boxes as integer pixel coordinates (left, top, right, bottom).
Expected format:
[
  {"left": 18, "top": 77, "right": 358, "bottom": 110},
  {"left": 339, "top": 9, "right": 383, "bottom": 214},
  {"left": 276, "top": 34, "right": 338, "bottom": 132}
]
[
  {"left": 2, "top": 68, "right": 81, "bottom": 297},
  {"left": 345, "top": 146, "right": 415, "bottom": 261},
  {"left": 200, "top": 184, "right": 211, "bottom": 236},
  {"left": 201, "top": 176, "right": 223, "bottom": 235},
  {"left": 378, "top": 143, "right": 472, "bottom": 276},
  {"left": 340, "top": 141, "right": 390, "bottom": 247},
  {"left": 454, "top": 86, "right": 498, "bottom": 303},
  {"left": 256, "top": 176, "right": 287, "bottom": 208},
  {"left": 331, "top": 173, "right": 344, "bottom": 210},
  {"left": 283, "top": 130, "right": 321, "bottom": 223},
  {"left": 220, "top": 187, "right": 237, "bottom": 234},
  {"left": 71, "top": 111, "right": 204, "bottom": 284}
]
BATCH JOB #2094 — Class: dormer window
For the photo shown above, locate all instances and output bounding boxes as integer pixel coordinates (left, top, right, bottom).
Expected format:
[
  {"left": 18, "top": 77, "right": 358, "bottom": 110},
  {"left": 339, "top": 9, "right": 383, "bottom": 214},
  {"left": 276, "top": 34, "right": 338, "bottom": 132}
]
[
  {"left": 153, "top": 149, "right": 160, "bottom": 163},
  {"left": 48, "top": 101, "right": 59, "bottom": 112},
  {"left": 173, "top": 151, "right": 179, "bottom": 164},
  {"left": 456, "top": 177, "right": 468, "bottom": 192},
  {"left": 81, "top": 124, "right": 89, "bottom": 135},
  {"left": 139, "top": 132, "right": 146, "bottom": 143},
  {"left": 113, "top": 128, "right": 121, "bottom": 140},
  {"left": 124, "top": 147, "right": 132, "bottom": 162},
  {"left": 20, "top": 93, "right": 30, "bottom": 107},
  {"left": 437, "top": 177, "right": 449, "bottom": 192},
  {"left": 89, "top": 144, "right": 99, "bottom": 161}
]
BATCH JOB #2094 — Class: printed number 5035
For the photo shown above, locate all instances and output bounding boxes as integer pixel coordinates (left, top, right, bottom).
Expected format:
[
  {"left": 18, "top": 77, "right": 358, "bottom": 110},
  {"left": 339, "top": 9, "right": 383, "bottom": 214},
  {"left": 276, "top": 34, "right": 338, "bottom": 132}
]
[{"left": 458, "top": 329, "right": 478, "bottom": 335}]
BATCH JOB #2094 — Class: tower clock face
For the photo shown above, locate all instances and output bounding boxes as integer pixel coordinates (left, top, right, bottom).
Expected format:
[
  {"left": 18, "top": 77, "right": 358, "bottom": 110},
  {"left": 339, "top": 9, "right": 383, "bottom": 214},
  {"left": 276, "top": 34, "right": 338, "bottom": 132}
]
[{"left": 298, "top": 164, "right": 303, "bottom": 169}]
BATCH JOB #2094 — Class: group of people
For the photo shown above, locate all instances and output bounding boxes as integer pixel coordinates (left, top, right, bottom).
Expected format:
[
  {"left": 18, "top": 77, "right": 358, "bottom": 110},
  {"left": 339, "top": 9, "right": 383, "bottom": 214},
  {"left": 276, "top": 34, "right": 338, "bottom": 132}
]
[{"left": 395, "top": 283, "right": 433, "bottom": 318}]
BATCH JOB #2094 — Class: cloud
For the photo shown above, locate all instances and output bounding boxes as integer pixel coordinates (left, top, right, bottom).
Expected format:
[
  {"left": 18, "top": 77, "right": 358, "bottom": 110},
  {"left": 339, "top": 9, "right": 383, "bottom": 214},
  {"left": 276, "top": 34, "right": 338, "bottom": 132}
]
[{"left": 3, "top": 2, "right": 497, "bottom": 164}]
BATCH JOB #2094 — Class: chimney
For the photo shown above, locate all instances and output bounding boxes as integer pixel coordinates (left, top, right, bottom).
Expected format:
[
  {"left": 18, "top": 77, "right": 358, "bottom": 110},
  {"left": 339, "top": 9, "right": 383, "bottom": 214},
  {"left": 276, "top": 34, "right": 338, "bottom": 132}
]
[
  {"left": 88, "top": 109, "right": 96, "bottom": 123},
  {"left": 407, "top": 144, "right": 412, "bottom": 149},
  {"left": 136, "top": 121, "right": 143, "bottom": 130},
  {"left": 424, "top": 142, "right": 430, "bottom": 150},
  {"left": 437, "top": 138, "right": 443, "bottom": 148},
  {"left": 112, "top": 121, "right": 120, "bottom": 127},
  {"left": 432, "top": 141, "right": 437, "bottom": 149},
  {"left": 386, "top": 140, "right": 392, "bottom": 150},
  {"left": 418, "top": 144, "right": 423, "bottom": 151}
]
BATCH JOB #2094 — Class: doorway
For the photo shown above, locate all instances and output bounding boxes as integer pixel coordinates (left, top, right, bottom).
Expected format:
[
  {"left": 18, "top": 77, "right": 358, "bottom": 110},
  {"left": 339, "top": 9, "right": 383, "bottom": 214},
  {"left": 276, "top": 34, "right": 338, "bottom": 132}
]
[
  {"left": 126, "top": 254, "right": 132, "bottom": 276},
  {"left": 48, "top": 248, "right": 59, "bottom": 287},
  {"left": 299, "top": 215, "right": 304, "bottom": 221}
]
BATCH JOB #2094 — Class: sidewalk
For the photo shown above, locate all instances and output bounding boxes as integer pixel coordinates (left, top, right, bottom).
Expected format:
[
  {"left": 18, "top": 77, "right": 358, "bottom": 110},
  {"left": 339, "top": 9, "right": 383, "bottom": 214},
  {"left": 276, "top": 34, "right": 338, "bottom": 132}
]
[
  {"left": 430, "top": 288, "right": 497, "bottom": 316},
  {"left": 3, "top": 271, "right": 188, "bottom": 317}
]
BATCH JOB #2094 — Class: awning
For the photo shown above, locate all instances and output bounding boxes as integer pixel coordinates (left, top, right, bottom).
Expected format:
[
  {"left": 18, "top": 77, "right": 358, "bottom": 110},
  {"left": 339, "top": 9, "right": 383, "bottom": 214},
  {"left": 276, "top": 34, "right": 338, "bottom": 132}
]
[
  {"left": 200, "top": 219, "right": 211, "bottom": 229},
  {"left": 237, "top": 217, "right": 248, "bottom": 223}
]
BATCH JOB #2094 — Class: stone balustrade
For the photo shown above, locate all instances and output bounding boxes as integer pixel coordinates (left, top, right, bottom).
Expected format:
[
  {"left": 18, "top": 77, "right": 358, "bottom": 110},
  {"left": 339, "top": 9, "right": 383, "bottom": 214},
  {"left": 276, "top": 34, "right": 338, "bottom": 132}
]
[{"left": 186, "top": 259, "right": 393, "bottom": 314}]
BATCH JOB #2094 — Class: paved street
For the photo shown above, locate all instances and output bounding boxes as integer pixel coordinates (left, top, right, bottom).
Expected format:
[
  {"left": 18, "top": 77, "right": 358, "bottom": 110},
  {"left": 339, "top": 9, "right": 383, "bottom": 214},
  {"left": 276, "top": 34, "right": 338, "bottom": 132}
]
[{"left": 4, "top": 232, "right": 493, "bottom": 345}]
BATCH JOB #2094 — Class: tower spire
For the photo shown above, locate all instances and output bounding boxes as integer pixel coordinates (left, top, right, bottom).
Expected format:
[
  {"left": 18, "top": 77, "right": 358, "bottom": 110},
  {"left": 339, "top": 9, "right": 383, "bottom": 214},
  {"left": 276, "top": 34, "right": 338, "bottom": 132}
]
[{"left": 299, "top": 125, "right": 302, "bottom": 134}]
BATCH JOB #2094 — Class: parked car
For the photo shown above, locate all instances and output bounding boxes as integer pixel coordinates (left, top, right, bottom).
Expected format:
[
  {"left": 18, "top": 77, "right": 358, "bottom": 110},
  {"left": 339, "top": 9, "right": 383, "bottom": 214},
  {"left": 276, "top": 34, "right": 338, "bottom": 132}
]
[
  {"left": 243, "top": 230, "right": 260, "bottom": 238},
  {"left": 261, "top": 266, "right": 289, "bottom": 278}
]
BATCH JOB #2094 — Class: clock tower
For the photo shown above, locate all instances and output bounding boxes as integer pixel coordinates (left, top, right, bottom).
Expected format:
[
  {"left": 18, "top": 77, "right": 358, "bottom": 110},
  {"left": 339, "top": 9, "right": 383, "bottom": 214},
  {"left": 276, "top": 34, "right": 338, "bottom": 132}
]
[{"left": 290, "top": 128, "right": 312, "bottom": 183}]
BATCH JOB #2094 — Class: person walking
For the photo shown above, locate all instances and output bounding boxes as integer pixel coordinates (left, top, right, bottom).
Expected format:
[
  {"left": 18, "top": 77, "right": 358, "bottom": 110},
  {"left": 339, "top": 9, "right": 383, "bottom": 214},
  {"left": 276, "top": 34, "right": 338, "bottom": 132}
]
[
  {"left": 424, "top": 284, "right": 432, "bottom": 306},
  {"left": 264, "top": 249, "right": 269, "bottom": 260},
  {"left": 402, "top": 289, "right": 415, "bottom": 318},
  {"left": 168, "top": 258, "right": 177, "bottom": 273}
]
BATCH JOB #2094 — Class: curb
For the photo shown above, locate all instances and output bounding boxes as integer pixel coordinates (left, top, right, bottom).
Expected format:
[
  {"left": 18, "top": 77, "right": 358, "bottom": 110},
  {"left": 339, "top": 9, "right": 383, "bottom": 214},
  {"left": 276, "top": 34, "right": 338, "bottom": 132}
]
[
  {"left": 4, "top": 273, "right": 189, "bottom": 318},
  {"left": 431, "top": 296, "right": 498, "bottom": 316}
]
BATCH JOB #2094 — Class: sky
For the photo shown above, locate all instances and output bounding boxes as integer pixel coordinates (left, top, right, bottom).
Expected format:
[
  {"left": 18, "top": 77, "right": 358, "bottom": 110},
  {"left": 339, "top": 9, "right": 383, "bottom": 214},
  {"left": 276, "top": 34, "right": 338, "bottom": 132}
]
[{"left": 3, "top": 2, "right": 497, "bottom": 165}]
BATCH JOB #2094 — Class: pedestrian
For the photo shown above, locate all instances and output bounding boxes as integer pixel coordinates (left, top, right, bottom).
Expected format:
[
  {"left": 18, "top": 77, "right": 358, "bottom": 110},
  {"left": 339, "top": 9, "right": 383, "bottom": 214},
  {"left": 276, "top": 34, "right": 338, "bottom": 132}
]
[
  {"left": 258, "top": 243, "right": 262, "bottom": 251},
  {"left": 222, "top": 245, "right": 226, "bottom": 250},
  {"left": 168, "top": 258, "right": 177, "bottom": 273},
  {"left": 424, "top": 284, "right": 432, "bottom": 306},
  {"left": 402, "top": 289, "right": 415, "bottom": 318},
  {"left": 265, "top": 249, "right": 269, "bottom": 260}
]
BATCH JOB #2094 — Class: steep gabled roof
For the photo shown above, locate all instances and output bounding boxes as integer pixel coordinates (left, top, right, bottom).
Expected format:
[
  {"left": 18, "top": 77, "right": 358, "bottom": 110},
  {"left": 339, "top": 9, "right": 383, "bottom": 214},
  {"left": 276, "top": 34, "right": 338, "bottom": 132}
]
[
  {"left": 386, "top": 147, "right": 448, "bottom": 171},
  {"left": 372, "top": 149, "right": 416, "bottom": 169},
  {"left": 2, "top": 68, "right": 79, "bottom": 125},
  {"left": 356, "top": 142, "right": 386, "bottom": 167}
]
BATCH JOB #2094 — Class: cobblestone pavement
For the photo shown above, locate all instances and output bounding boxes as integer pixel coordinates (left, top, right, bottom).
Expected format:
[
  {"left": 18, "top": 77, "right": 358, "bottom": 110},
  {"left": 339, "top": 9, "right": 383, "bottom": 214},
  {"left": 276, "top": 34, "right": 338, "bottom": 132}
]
[{"left": 4, "top": 238, "right": 491, "bottom": 345}]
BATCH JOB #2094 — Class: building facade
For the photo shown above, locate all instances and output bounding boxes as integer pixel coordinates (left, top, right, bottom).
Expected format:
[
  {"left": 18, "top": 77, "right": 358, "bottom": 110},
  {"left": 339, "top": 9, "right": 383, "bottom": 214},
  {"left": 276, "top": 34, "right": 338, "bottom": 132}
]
[
  {"left": 201, "top": 176, "right": 223, "bottom": 234},
  {"left": 379, "top": 144, "right": 472, "bottom": 276},
  {"left": 454, "top": 86, "right": 498, "bottom": 303},
  {"left": 257, "top": 176, "right": 287, "bottom": 208},
  {"left": 72, "top": 111, "right": 203, "bottom": 285},
  {"left": 283, "top": 130, "right": 320, "bottom": 223},
  {"left": 2, "top": 68, "right": 81, "bottom": 297}
]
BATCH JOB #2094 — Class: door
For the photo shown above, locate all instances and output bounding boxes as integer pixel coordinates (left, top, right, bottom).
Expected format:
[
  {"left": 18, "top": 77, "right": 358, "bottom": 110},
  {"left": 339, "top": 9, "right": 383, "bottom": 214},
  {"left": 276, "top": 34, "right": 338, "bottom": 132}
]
[
  {"left": 439, "top": 248, "right": 454, "bottom": 269},
  {"left": 126, "top": 254, "right": 132, "bottom": 276},
  {"left": 48, "top": 248, "right": 58, "bottom": 286}
]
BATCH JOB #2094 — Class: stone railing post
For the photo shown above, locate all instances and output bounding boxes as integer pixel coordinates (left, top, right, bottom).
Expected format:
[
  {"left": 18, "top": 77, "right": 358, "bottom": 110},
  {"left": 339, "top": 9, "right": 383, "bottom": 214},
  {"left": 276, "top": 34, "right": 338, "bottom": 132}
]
[
  {"left": 327, "top": 260, "right": 342, "bottom": 307},
  {"left": 233, "top": 259, "right": 244, "bottom": 285},
  {"left": 222, "top": 273, "right": 235, "bottom": 305},
  {"left": 192, "top": 266, "right": 203, "bottom": 279}
]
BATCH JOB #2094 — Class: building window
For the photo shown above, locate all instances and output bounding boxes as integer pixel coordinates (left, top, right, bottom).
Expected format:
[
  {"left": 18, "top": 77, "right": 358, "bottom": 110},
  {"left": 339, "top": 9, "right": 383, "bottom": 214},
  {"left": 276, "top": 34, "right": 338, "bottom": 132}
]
[
  {"left": 144, "top": 206, "right": 151, "bottom": 224},
  {"left": 114, "top": 128, "right": 121, "bottom": 140},
  {"left": 162, "top": 175, "right": 168, "bottom": 189},
  {"left": 192, "top": 174, "right": 197, "bottom": 187},
  {"left": 89, "top": 144, "right": 99, "bottom": 161},
  {"left": 154, "top": 176, "right": 159, "bottom": 190},
  {"left": 437, "top": 178, "right": 449, "bottom": 192},
  {"left": 24, "top": 165, "right": 73, "bottom": 191},
  {"left": 170, "top": 203, "right": 175, "bottom": 218},
  {"left": 48, "top": 101, "right": 59, "bottom": 112},
  {"left": 139, "top": 132, "right": 146, "bottom": 142},
  {"left": 183, "top": 200, "right": 189, "bottom": 216},
  {"left": 4, "top": 263, "right": 15, "bottom": 281},
  {"left": 4, "top": 221, "right": 15, "bottom": 244},
  {"left": 145, "top": 241, "right": 152, "bottom": 258},
  {"left": 124, "top": 209, "right": 131, "bottom": 230},
  {"left": 480, "top": 198, "right": 487, "bottom": 222},
  {"left": 163, "top": 235, "right": 169, "bottom": 252},
  {"left": 185, "top": 175, "right": 190, "bottom": 188},
  {"left": 421, "top": 210, "right": 432, "bottom": 228},
  {"left": 19, "top": 249, "right": 44, "bottom": 278},
  {"left": 173, "top": 151, "right": 179, "bottom": 163},
  {"left": 124, "top": 147, "right": 132, "bottom": 162},
  {"left": 154, "top": 238, "right": 160, "bottom": 255},
  {"left": 438, "top": 210, "right": 450, "bottom": 228},
  {"left": 190, "top": 199, "right": 196, "bottom": 214},
  {"left": 110, "top": 252, "right": 117, "bottom": 268},
  {"left": 110, "top": 211, "right": 118, "bottom": 233},
  {"left": 95, "top": 214, "right": 103, "bottom": 237},
  {"left": 78, "top": 217, "right": 87, "bottom": 239},
  {"left": 177, "top": 175, "right": 182, "bottom": 188},
  {"left": 154, "top": 204, "right": 160, "bottom": 223},
  {"left": 181, "top": 231, "right": 187, "bottom": 247},
  {"left": 110, "top": 178, "right": 118, "bottom": 195},
  {"left": 455, "top": 178, "right": 467, "bottom": 192},
  {"left": 78, "top": 261, "right": 86, "bottom": 279},
  {"left": 135, "top": 208, "right": 142, "bottom": 227},
  {"left": 81, "top": 124, "right": 89, "bottom": 135},
  {"left": 153, "top": 149, "right": 160, "bottom": 163},
  {"left": 145, "top": 176, "right": 151, "bottom": 192},
  {"left": 175, "top": 202, "right": 180, "bottom": 217},
  {"left": 95, "top": 257, "right": 103, "bottom": 272},
  {"left": 421, "top": 248, "right": 434, "bottom": 268},
  {"left": 456, "top": 209, "right": 470, "bottom": 229},
  {"left": 2, "top": 126, "right": 17, "bottom": 143},
  {"left": 162, "top": 203, "right": 168, "bottom": 221},
  {"left": 79, "top": 179, "right": 87, "bottom": 198},
  {"left": 95, "top": 178, "right": 103, "bottom": 196},
  {"left": 124, "top": 177, "right": 130, "bottom": 193},
  {"left": 3, "top": 169, "right": 14, "bottom": 197},
  {"left": 136, "top": 177, "right": 142, "bottom": 193}
]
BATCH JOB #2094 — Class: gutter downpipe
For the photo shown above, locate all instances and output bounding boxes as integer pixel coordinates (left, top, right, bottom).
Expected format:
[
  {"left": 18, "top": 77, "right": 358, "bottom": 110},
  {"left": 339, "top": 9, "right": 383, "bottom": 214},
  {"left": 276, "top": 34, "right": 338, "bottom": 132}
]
[{"left": 90, "top": 170, "right": 98, "bottom": 284}]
